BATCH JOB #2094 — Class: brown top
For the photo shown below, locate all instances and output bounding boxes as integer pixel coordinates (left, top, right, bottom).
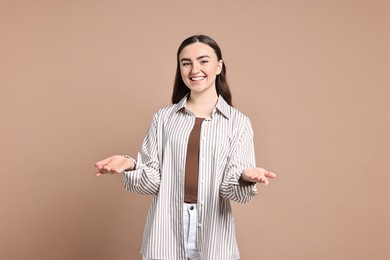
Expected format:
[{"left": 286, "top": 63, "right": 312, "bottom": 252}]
[{"left": 184, "top": 117, "right": 204, "bottom": 203}]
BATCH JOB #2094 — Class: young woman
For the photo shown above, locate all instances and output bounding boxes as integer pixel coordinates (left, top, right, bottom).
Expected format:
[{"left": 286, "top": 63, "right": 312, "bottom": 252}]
[{"left": 95, "top": 35, "right": 276, "bottom": 260}]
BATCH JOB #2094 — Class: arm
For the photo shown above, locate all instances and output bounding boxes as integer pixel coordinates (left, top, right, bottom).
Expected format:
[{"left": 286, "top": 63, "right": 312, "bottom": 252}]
[
  {"left": 122, "top": 111, "right": 161, "bottom": 195},
  {"left": 220, "top": 117, "right": 275, "bottom": 203},
  {"left": 95, "top": 111, "right": 162, "bottom": 195}
]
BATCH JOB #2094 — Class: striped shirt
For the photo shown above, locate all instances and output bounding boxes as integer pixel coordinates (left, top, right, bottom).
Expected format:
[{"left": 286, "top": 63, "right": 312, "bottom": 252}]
[{"left": 122, "top": 95, "right": 257, "bottom": 260}]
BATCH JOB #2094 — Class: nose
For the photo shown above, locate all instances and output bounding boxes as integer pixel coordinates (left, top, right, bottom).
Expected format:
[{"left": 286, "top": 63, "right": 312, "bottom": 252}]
[{"left": 191, "top": 62, "right": 200, "bottom": 74}]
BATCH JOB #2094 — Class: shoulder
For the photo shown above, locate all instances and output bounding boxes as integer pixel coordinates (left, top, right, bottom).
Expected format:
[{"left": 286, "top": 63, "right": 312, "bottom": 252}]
[
  {"left": 217, "top": 96, "right": 252, "bottom": 126},
  {"left": 226, "top": 105, "right": 252, "bottom": 127},
  {"left": 150, "top": 103, "right": 181, "bottom": 122},
  {"left": 226, "top": 107, "right": 255, "bottom": 140},
  {"left": 154, "top": 103, "right": 177, "bottom": 116}
]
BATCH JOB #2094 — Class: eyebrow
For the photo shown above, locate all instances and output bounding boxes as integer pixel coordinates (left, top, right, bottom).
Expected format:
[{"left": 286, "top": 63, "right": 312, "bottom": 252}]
[{"left": 180, "top": 55, "right": 211, "bottom": 62}]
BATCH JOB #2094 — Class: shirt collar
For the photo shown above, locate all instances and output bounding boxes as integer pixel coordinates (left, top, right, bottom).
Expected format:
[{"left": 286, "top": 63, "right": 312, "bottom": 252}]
[
  {"left": 170, "top": 94, "right": 231, "bottom": 119},
  {"left": 214, "top": 95, "right": 231, "bottom": 119},
  {"left": 170, "top": 94, "right": 189, "bottom": 116}
]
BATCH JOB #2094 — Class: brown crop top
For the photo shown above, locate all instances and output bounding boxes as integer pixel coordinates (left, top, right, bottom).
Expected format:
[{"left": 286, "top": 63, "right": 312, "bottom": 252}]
[{"left": 184, "top": 117, "right": 204, "bottom": 203}]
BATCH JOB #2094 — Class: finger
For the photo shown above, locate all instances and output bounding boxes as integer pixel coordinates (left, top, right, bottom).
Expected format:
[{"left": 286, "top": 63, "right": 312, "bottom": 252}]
[
  {"left": 96, "top": 171, "right": 106, "bottom": 177},
  {"left": 255, "top": 167, "right": 269, "bottom": 175},
  {"left": 113, "top": 164, "right": 127, "bottom": 174},
  {"left": 108, "top": 167, "right": 118, "bottom": 174},
  {"left": 102, "top": 163, "right": 115, "bottom": 172},
  {"left": 95, "top": 157, "right": 112, "bottom": 168},
  {"left": 109, "top": 163, "right": 123, "bottom": 173},
  {"left": 265, "top": 171, "right": 277, "bottom": 178},
  {"left": 110, "top": 168, "right": 120, "bottom": 174},
  {"left": 255, "top": 168, "right": 276, "bottom": 177},
  {"left": 257, "top": 175, "right": 268, "bottom": 184},
  {"left": 252, "top": 175, "right": 267, "bottom": 185},
  {"left": 102, "top": 166, "right": 110, "bottom": 172},
  {"left": 255, "top": 175, "right": 269, "bottom": 185}
]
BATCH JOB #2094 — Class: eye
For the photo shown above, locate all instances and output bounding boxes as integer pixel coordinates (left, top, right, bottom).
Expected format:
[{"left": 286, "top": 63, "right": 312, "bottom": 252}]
[
  {"left": 200, "top": 59, "right": 209, "bottom": 64},
  {"left": 181, "top": 62, "right": 191, "bottom": 67}
]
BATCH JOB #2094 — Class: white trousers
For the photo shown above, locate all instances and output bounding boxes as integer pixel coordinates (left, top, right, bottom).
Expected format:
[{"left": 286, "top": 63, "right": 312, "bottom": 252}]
[{"left": 143, "top": 203, "right": 200, "bottom": 260}]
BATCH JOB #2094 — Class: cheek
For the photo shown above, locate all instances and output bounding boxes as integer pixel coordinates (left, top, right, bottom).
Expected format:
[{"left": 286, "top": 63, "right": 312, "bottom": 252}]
[
  {"left": 207, "top": 64, "right": 220, "bottom": 75},
  {"left": 180, "top": 70, "right": 190, "bottom": 86},
  {"left": 180, "top": 68, "right": 188, "bottom": 78}
]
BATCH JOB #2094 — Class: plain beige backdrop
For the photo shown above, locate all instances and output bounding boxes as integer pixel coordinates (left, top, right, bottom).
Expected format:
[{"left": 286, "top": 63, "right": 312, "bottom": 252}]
[{"left": 1, "top": 0, "right": 389, "bottom": 259}]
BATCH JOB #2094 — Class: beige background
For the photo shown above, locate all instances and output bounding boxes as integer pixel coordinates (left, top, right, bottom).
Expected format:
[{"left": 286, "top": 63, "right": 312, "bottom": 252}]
[{"left": 1, "top": 0, "right": 389, "bottom": 259}]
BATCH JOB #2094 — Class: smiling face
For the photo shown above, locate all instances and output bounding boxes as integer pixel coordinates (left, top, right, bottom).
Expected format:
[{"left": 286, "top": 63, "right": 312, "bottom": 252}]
[{"left": 179, "top": 42, "right": 223, "bottom": 97}]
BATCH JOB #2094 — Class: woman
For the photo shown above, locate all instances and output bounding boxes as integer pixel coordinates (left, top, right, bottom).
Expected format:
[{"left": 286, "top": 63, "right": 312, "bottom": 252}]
[{"left": 95, "top": 35, "right": 276, "bottom": 260}]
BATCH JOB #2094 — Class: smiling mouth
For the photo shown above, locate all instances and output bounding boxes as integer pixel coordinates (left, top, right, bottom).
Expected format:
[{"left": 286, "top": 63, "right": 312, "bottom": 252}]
[{"left": 190, "top": 76, "right": 206, "bottom": 81}]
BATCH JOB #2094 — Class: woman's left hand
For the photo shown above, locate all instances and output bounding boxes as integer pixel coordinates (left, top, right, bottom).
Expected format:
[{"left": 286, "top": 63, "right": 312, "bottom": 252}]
[{"left": 241, "top": 168, "right": 277, "bottom": 185}]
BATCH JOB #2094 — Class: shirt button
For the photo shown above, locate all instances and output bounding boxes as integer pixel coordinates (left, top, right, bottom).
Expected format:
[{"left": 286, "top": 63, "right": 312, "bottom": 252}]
[{"left": 197, "top": 223, "right": 202, "bottom": 227}]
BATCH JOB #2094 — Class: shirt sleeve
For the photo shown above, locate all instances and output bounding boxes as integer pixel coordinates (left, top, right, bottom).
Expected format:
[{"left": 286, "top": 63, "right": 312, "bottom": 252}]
[
  {"left": 122, "top": 111, "right": 161, "bottom": 195},
  {"left": 220, "top": 116, "right": 258, "bottom": 203}
]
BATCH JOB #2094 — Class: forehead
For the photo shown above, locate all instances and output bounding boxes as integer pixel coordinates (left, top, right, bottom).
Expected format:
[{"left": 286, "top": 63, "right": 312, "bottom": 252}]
[{"left": 179, "top": 42, "right": 217, "bottom": 59}]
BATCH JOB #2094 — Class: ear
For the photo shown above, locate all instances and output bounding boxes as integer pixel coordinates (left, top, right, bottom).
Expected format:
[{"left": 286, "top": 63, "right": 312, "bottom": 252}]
[{"left": 217, "top": 60, "right": 223, "bottom": 75}]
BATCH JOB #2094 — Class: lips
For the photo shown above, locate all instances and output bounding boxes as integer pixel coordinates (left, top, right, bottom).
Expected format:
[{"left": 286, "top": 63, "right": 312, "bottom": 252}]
[{"left": 190, "top": 76, "right": 206, "bottom": 81}]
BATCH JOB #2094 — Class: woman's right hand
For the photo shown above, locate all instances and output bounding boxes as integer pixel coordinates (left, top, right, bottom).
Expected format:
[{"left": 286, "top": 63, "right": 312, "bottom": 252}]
[{"left": 95, "top": 155, "right": 135, "bottom": 177}]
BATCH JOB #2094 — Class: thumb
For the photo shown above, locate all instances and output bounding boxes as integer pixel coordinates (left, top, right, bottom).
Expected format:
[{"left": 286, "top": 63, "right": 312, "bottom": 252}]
[{"left": 265, "top": 171, "right": 277, "bottom": 178}]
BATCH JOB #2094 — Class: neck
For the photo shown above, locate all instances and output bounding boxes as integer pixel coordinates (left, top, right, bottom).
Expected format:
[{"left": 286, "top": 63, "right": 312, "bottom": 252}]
[{"left": 187, "top": 89, "right": 218, "bottom": 118}]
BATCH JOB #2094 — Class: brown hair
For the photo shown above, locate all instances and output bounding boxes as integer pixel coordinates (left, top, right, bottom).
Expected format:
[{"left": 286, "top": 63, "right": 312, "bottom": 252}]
[{"left": 171, "top": 35, "right": 232, "bottom": 106}]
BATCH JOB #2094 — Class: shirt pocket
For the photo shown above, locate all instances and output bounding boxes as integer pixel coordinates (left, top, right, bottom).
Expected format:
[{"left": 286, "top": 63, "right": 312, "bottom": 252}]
[{"left": 214, "top": 134, "right": 231, "bottom": 168}]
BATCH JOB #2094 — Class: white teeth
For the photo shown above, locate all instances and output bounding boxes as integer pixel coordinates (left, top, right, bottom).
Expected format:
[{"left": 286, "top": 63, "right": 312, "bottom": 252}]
[{"left": 191, "top": 77, "right": 205, "bottom": 81}]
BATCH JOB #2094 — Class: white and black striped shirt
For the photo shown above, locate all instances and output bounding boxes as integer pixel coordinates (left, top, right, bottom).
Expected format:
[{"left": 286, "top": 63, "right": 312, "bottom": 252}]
[{"left": 122, "top": 95, "right": 257, "bottom": 260}]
